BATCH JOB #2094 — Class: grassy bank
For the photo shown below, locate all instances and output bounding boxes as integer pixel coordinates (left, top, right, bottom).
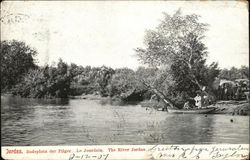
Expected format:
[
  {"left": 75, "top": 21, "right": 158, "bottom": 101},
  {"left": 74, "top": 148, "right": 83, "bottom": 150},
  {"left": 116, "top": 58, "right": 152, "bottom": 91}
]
[{"left": 211, "top": 100, "right": 249, "bottom": 116}]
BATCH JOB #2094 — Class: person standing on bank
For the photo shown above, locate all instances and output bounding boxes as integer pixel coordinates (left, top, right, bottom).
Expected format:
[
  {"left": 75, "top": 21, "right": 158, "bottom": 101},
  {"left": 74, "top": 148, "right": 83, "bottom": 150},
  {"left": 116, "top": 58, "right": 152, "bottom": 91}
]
[{"left": 194, "top": 92, "right": 203, "bottom": 109}]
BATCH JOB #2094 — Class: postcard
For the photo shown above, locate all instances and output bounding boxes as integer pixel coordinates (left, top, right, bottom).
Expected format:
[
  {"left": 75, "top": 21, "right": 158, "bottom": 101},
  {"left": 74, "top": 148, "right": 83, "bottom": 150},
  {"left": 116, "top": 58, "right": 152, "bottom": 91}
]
[{"left": 1, "top": 1, "right": 249, "bottom": 160}]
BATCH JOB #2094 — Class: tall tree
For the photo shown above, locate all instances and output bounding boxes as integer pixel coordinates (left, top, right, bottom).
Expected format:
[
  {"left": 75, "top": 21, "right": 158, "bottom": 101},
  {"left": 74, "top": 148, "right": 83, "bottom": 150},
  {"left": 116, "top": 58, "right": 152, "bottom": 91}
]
[
  {"left": 135, "top": 10, "right": 219, "bottom": 108},
  {"left": 0, "top": 40, "right": 37, "bottom": 91}
]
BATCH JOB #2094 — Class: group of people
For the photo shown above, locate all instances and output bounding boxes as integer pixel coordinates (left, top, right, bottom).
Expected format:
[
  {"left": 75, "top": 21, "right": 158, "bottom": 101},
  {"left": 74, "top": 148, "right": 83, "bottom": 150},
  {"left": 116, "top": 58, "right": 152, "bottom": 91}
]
[
  {"left": 183, "top": 82, "right": 249, "bottom": 110},
  {"left": 216, "top": 84, "right": 246, "bottom": 101},
  {"left": 183, "top": 93, "right": 210, "bottom": 109}
]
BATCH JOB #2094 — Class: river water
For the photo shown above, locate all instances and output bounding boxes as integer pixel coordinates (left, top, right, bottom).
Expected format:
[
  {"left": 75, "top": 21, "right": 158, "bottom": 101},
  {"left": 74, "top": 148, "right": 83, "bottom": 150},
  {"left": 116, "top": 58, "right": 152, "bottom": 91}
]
[{"left": 1, "top": 95, "right": 249, "bottom": 146}]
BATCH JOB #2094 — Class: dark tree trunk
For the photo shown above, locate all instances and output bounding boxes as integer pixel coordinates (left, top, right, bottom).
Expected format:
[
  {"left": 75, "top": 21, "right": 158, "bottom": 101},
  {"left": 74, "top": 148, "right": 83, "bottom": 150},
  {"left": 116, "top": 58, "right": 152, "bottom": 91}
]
[{"left": 141, "top": 80, "right": 179, "bottom": 111}]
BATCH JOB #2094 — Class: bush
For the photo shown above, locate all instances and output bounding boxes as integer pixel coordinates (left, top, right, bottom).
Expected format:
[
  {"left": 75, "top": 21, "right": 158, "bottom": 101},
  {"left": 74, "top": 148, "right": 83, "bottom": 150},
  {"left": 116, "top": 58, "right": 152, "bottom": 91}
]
[{"left": 12, "top": 60, "right": 71, "bottom": 98}]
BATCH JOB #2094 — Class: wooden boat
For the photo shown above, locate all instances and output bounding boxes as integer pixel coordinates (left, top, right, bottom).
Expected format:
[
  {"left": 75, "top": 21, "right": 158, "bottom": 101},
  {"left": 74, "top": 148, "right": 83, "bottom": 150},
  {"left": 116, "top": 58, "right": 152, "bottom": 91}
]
[{"left": 167, "top": 107, "right": 216, "bottom": 114}]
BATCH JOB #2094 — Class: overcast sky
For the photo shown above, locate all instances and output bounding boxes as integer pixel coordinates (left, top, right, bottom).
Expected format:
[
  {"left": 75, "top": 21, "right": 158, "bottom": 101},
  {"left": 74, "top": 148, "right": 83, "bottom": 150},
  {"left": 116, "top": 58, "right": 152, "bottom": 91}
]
[{"left": 1, "top": 1, "right": 249, "bottom": 70}]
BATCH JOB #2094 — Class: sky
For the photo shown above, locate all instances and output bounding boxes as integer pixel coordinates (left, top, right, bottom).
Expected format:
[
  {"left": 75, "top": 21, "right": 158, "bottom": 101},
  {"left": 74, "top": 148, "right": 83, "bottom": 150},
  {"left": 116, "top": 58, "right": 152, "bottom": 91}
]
[{"left": 1, "top": 1, "right": 249, "bottom": 70}]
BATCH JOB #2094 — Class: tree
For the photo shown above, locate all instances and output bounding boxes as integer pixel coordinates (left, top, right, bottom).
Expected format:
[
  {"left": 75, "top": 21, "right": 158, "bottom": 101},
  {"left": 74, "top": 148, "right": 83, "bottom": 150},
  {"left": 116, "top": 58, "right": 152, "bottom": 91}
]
[
  {"left": 107, "top": 68, "right": 146, "bottom": 101},
  {"left": 0, "top": 40, "right": 37, "bottom": 91},
  {"left": 240, "top": 66, "right": 249, "bottom": 79},
  {"left": 135, "top": 10, "right": 219, "bottom": 108},
  {"left": 219, "top": 66, "right": 249, "bottom": 80},
  {"left": 96, "top": 66, "right": 115, "bottom": 96},
  {"left": 12, "top": 59, "right": 76, "bottom": 98},
  {"left": 69, "top": 66, "right": 114, "bottom": 96}
]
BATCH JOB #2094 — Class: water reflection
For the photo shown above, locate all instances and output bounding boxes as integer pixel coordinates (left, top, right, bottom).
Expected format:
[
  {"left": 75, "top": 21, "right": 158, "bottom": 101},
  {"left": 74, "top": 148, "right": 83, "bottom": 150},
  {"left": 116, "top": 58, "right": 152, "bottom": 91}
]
[{"left": 1, "top": 96, "right": 249, "bottom": 146}]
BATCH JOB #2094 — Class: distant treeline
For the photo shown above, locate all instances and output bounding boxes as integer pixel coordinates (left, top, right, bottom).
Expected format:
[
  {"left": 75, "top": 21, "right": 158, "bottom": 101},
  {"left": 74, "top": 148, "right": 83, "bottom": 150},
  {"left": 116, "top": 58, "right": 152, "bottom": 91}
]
[
  {"left": 218, "top": 67, "right": 249, "bottom": 81},
  {"left": 1, "top": 40, "right": 249, "bottom": 106},
  {"left": 0, "top": 40, "right": 152, "bottom": 100}
]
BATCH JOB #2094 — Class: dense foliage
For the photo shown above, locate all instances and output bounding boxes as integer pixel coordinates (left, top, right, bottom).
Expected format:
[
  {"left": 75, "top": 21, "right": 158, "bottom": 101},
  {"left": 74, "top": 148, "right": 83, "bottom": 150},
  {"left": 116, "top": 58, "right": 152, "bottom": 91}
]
[
  {"left": 107, "top": 68, "right": 146, "bottom": 101},
  {"left": 219, "top": 66, "right": 249, "bottom": 80},
  {"left": 12, "top": 59, "right": 80, "bottom": 98},
  {"left": 1, "top": 40, "right": 37, "bottom": 91},
  {"left": 70, "top": 66, "right": 114, "bottom": 97},
  {"left": 1, "top": 13, "right": 248, "bottom": 105},
  {"left": 135, "top": 10, "right": 220, "bottom": 107}
]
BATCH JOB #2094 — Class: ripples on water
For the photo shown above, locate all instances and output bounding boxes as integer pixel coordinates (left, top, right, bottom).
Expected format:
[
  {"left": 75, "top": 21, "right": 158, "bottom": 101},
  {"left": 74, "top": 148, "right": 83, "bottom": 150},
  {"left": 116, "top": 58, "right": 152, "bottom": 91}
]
[{"left": 1, "top": 95, "right": 249, "bottom": 146}]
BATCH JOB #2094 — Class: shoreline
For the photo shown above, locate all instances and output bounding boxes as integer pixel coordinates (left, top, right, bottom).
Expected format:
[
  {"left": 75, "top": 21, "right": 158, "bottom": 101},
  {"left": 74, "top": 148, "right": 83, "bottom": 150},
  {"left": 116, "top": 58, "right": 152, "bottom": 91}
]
[
  {"left": 210, "top": 100, "right": 249, "bottom": 116},
  {"left": 139, "top": 99, "right": 249, "bottom": 116},
  {"left": 1, "top": 94, "right": 249, "bottom": 115}
]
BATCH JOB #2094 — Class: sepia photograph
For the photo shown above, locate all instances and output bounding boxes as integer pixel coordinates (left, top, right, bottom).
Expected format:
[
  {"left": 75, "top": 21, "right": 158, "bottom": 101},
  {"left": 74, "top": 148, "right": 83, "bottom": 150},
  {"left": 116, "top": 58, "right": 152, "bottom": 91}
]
[{"left": 1, "top": 1, "right": 249, "bottom": 159}]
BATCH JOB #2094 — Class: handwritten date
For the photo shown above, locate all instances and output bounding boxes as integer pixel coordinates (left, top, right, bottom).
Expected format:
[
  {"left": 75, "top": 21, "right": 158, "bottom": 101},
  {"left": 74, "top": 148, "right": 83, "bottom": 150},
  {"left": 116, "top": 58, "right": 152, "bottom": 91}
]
[{"left": 69, "top": 153, "right": 109, "bottom": 160}]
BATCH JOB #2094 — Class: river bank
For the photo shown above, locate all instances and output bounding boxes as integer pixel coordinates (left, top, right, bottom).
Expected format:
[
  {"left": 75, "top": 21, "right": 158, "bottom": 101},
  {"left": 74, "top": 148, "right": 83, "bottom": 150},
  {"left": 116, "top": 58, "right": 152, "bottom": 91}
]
[
  {"left": 69, "top": 94, "right": 105, "bottom": 100},
  {"left": 139, "top": 99, "right": 249, "bottom": 116},
  {"left": 70, "top": 94, "right": 249, "bottom": 116},
  {"left": 2, "top": 93, "right": 249, "bottom": 115},
  {"left": 211, "top": 100, "right": 249, "bottom": 115},
  {"left": 69, "top": 94, "right": 127, "bottom": 106}
]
